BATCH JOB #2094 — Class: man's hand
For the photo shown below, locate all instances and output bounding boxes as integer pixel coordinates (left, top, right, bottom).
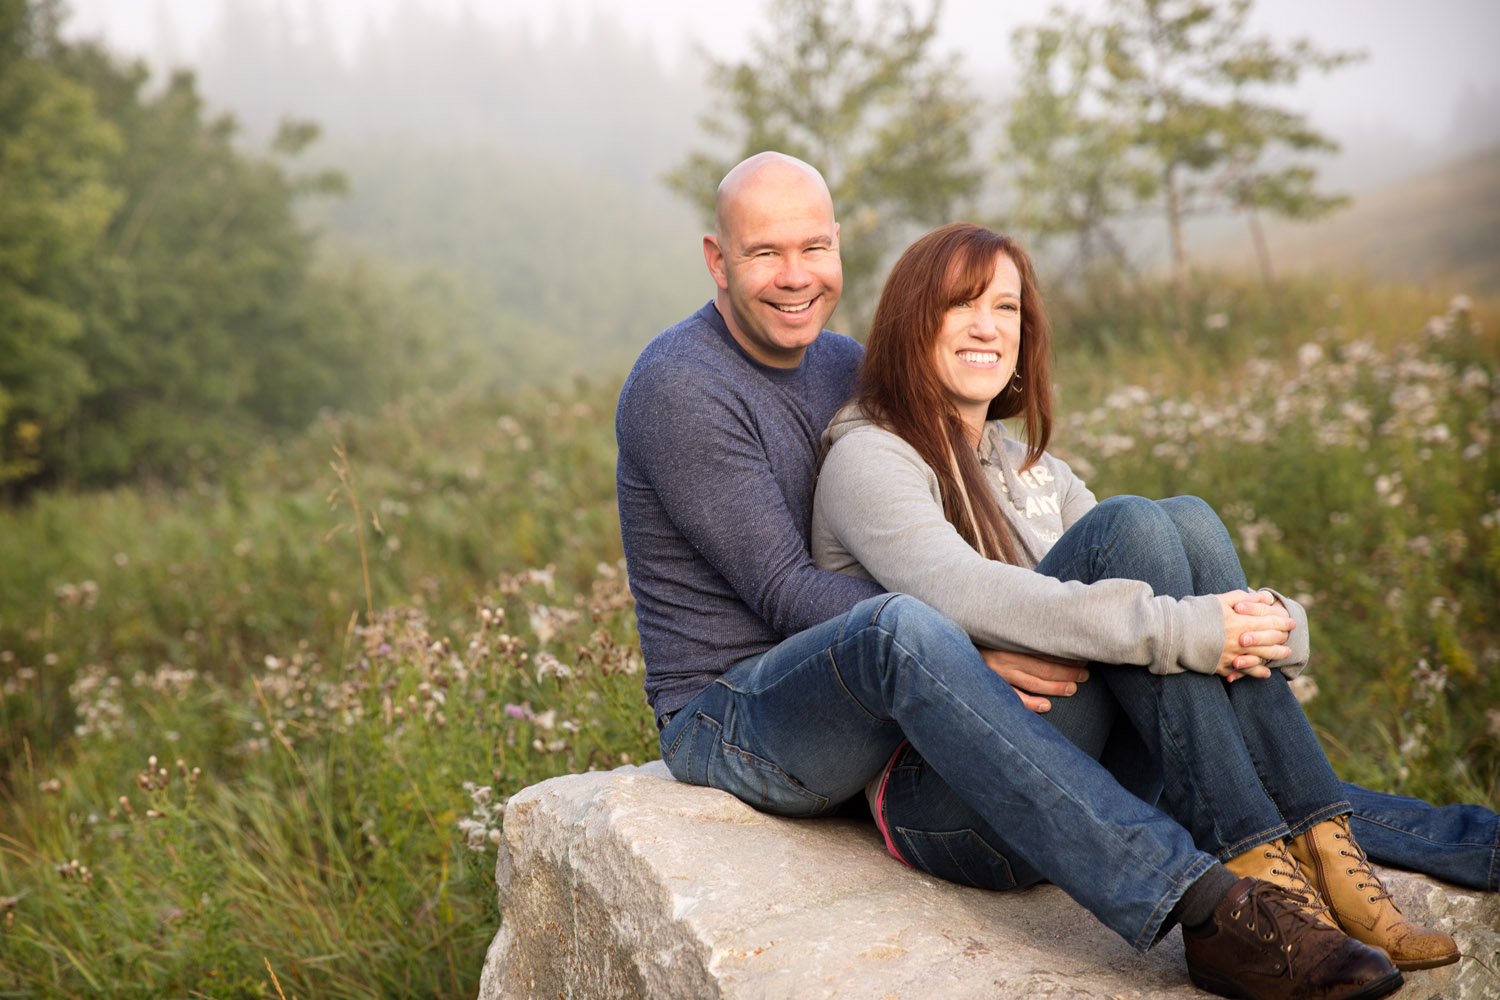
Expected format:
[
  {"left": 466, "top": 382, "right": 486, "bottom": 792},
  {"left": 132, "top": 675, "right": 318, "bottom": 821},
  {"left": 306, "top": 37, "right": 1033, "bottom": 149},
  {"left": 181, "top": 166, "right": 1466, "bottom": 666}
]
[
  {"left": 978, "top": 647, "right": 1089, "bottom": 714},
  {"left": 1217, "top": 589, "right": 1295, "bottom": 680}
]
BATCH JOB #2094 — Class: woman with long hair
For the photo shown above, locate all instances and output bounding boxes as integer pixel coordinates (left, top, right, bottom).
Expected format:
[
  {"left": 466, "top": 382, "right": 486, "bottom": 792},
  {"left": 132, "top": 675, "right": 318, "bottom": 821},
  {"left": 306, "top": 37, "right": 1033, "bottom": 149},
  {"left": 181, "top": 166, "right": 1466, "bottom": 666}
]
[{"left": 812, "top": 222, "right": 1486, "bottom": 972}]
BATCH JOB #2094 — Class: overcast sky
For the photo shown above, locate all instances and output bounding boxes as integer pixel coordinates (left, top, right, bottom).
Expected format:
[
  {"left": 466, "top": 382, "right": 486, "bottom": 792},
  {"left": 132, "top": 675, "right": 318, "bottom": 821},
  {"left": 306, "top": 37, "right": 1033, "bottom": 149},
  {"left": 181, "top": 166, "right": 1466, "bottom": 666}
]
[{"left": 62, "top": 0, "right": 1500, "bottom": 146}]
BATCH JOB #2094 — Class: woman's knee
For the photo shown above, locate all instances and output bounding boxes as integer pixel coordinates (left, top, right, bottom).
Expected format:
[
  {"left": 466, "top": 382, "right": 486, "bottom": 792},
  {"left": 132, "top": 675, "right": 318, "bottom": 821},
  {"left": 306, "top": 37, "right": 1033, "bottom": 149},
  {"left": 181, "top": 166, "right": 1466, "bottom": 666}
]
[
  {"left": 1091, "top": 495, "right": 1184, "bottom": 567},
  {"left": 1094, "top": 494, "right": 1175, "bottom": 536},
  {"left": 1156, "top": 495, "right": 1246, "bottom": 590},
  {"left": 1157, "top": 495, "right": 1232, "bottom": 547}
]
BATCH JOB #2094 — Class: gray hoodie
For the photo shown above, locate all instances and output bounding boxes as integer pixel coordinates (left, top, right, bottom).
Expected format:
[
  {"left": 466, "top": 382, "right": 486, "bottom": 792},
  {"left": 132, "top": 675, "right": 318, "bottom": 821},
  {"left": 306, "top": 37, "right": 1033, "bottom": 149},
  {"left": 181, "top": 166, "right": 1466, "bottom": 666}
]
[{"left": 811, "top": 404, "right": 1309, "bottom": 677}]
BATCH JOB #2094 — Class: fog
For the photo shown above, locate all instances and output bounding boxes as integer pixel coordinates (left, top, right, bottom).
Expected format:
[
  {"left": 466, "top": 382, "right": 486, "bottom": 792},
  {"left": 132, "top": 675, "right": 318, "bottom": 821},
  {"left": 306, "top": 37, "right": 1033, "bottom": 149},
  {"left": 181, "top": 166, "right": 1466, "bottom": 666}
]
[{"left": 65, "top": 0, "right": 1500, "bottom": 167}]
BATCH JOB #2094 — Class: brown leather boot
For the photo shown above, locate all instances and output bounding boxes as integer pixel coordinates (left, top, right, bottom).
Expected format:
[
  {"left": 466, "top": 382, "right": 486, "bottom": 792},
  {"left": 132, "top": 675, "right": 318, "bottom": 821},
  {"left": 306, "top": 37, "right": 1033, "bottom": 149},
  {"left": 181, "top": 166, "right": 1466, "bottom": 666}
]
[
  {"left": 1183, "top": 876, "right": 1402, "bottom": 1000},
  {"left": 1289, "top": 814, "right": 1460, "bottom": 971},
  {"left": 1226, "top": 838, "right": 1337, "bottom": 927}
]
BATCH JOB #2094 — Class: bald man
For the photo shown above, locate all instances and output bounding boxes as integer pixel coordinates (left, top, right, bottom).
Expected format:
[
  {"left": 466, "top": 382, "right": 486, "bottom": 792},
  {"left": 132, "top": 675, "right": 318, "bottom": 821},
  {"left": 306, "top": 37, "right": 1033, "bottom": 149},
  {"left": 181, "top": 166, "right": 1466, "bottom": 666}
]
[
  {"left": 614, "top": 152, "right": 1409, "bottom": 1000},
  {"left": 617, "top": 152, "right": 876, "bottom": 715}
]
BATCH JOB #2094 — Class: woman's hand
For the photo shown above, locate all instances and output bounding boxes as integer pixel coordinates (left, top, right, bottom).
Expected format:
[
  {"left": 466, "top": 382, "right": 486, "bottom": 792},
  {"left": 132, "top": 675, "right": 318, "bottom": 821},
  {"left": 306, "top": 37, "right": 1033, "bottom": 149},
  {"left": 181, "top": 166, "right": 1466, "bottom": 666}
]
[
  {"left": 1216, "top": 589, "right": 1295, "bottom": 681},
  {"left": 977, "top": 647, "right": 1089, "bottom": 713}
]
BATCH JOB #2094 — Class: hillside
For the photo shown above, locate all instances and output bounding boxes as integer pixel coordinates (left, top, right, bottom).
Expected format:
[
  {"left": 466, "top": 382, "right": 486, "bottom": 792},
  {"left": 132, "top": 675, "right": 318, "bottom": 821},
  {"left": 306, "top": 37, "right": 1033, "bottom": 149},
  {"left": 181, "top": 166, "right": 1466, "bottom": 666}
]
[{"left": 1205, "top": 145, "right": 1500, "bottom": 295}]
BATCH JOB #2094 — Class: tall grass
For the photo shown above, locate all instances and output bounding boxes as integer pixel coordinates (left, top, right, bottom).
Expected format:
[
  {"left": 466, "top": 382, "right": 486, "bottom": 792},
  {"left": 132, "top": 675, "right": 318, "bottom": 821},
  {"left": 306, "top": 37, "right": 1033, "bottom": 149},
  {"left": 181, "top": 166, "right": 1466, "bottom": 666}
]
[
  {"left": 0, "top": 275, "right": 1495, "bottom": 997},
  {"left": 2, "top": 381, "right": 650, "bottom": 997}
]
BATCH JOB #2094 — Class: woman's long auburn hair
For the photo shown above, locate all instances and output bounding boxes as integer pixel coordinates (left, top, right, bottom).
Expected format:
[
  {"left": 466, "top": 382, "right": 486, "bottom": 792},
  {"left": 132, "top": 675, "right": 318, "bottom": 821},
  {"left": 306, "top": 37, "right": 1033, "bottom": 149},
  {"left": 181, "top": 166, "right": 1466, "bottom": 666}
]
[{"left": 856, "top": 223, "right": 1054, "bottom": 564}]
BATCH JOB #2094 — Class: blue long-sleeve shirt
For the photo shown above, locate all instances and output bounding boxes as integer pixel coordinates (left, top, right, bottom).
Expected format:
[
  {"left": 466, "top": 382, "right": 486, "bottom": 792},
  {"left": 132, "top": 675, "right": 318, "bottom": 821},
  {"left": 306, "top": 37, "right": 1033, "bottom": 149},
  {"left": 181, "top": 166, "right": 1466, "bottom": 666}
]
[{"left": 615, "top": 302, "right": 884, "bottom": 715}]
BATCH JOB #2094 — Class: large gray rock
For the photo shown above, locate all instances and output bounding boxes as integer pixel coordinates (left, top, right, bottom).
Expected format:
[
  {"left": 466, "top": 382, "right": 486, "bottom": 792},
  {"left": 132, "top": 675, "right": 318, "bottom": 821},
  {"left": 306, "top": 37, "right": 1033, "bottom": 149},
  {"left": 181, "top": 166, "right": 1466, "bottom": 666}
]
[{"left": 479, "top": 762, "right": 1499, "bottom": 1000}]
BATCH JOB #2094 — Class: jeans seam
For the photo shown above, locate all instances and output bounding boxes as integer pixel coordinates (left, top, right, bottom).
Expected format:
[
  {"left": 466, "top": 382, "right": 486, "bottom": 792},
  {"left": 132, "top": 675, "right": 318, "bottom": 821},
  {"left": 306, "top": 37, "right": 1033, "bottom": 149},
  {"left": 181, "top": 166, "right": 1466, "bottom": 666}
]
[
  {"left": 1493, "top": 823, "right": 1499, "bottom": 892},
  {"left": 1153, "top": 677, "right": 1289, "bottom": 859},
  {"left": 1349, "top": 814, "right": 1492, "bottom": 848}
]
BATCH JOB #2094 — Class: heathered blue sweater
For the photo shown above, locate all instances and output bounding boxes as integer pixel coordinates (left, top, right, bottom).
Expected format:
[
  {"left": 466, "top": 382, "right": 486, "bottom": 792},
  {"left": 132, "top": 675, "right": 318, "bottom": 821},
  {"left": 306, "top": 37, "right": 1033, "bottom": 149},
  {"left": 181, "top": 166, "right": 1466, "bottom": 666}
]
[{"left": 615, "top": 302, "right": 884, "bottom": 715}]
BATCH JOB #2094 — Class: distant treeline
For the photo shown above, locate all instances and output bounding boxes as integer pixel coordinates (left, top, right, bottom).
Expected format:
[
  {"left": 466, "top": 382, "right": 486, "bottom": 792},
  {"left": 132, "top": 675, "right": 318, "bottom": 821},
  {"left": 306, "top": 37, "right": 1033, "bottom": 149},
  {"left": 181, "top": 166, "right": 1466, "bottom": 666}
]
[{"left": 1, "top": 1, "right": 453, "bottom": 493}]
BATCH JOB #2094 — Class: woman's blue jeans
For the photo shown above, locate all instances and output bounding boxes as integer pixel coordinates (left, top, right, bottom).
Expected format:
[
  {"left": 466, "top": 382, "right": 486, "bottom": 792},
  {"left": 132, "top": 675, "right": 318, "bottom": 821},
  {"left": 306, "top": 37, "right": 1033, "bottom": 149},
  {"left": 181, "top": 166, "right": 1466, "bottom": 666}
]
[
  {"left": 875, "top": 496, "right": 1499, "bottom": 894},
  {"left": 657, "top": 587, "right": 1218, "bottom": 951}
]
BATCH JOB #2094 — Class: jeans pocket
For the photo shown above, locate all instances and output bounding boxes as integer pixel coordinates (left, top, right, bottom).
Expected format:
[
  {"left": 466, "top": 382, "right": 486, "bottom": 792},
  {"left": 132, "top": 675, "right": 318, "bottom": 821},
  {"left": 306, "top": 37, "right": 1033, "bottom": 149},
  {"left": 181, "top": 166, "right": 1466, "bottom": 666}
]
[
  {"left": 664, "top": 712, "right": 829, "bottom": 817},
  {"left": 893, "top": 826, "right": 1022, "bottom": 890}
]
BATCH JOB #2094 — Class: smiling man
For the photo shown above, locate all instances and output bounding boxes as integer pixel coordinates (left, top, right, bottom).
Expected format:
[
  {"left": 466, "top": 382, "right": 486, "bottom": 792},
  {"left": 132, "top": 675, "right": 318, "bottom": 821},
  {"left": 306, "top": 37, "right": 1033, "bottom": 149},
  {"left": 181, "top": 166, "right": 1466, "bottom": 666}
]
[{"left": 615, "top": 153, "right": 877, "bottom": 714}]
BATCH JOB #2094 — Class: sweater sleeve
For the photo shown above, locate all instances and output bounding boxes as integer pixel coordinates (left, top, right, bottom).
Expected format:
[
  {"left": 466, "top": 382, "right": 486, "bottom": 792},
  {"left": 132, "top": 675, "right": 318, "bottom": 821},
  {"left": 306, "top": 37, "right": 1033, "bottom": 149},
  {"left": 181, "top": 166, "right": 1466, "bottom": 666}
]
[
  {"left": 1251, "top": 588, "right": 1310, "bottom": 679},
  {"left": 620, "top": 361, "right": 883, "bottom": 639},
  {"left": 815, "top": 426, "right": 1225, "bottom": 675}
]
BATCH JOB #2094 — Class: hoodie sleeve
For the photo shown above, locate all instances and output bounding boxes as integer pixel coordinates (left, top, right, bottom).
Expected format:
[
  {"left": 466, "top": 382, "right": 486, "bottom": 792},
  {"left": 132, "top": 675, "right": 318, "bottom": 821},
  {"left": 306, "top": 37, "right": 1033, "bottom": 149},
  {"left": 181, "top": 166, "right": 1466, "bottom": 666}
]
[
  {"left": 814, "top": 425, "right": 1226, "bottom": 675},
  {"left": 1249, "top": 588, "right": 1310, "bottom": 678}
]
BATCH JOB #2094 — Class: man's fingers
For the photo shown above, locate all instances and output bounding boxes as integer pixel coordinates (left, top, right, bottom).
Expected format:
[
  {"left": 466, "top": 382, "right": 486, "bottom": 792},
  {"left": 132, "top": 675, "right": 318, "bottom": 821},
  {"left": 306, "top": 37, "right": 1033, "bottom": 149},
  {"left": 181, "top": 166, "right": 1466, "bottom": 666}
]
[
  {"left": 1008, "top": 676, "right": 1079, "bottom": 697},
  {"left": 1022, "top": 662, "right": 1090, "bottom": 685},
  {"left": 978, "top": 648, "right": 1089, "bottom": 694},
  {"left": 1016, "top": 691, "right": 1051, "bottom": 713}
]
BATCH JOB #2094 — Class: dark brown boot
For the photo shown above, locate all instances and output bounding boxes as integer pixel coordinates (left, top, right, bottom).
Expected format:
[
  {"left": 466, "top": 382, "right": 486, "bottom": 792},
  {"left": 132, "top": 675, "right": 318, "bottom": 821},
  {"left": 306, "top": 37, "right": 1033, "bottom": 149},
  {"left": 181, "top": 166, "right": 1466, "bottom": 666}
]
[{"left": 1183, "top": 876, "right": 1403, "bottom": 1000}]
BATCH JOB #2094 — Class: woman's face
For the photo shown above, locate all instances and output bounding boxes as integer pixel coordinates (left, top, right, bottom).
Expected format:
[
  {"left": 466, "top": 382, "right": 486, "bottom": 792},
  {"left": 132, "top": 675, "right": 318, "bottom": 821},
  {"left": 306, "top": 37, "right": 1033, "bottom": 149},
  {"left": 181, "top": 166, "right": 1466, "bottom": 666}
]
[{"left": 933, "top": 253, "right": 1022, "bottom": 441}]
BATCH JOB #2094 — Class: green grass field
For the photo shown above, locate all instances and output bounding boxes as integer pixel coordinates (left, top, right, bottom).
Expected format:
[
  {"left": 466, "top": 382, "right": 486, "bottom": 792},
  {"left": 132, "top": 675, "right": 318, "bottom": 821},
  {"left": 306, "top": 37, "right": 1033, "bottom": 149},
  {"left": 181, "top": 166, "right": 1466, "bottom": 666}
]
[{"left": 1, "top": 275, "right": 1496, "bottom": 998}]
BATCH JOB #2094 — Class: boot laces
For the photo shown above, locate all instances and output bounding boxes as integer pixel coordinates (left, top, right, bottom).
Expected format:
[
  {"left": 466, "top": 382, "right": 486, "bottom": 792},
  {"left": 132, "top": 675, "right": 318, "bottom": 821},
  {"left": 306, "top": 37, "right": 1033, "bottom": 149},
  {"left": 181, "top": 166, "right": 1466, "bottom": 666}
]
[
  {"left": 1333, "top": 826, "right": 1395, "bottom": 905},
  {"left": 1234, "top": 880, "right": 1329, "bottom": 980},
  {"left": 1263, "top": 841, "right": 1334, "bottom": 922}
]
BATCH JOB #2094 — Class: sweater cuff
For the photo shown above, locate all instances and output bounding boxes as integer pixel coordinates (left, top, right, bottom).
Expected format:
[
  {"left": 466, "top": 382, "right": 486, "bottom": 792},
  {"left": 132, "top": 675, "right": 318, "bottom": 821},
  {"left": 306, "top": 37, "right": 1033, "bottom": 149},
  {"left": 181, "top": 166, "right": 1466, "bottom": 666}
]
[
  {"left": 1256, "top": 587, "right": 1310, "bottom": 679},
  {"left": 1155, "top": 594, "right": 1225, "bottom": 676}
]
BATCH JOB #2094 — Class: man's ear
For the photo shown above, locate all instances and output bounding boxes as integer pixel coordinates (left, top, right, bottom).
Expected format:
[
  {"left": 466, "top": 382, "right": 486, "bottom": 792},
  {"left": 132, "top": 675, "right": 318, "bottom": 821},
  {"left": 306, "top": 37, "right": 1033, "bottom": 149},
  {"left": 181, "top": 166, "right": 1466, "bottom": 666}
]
[{"left": 704, "top": 234, "right": 729, "bottom": 291}]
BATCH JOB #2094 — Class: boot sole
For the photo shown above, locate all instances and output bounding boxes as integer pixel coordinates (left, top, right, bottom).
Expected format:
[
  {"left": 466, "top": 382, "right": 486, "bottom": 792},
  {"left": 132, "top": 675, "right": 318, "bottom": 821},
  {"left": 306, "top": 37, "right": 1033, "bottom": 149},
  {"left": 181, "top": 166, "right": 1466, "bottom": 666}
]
[
  {"left": 1393, "top": 951, "right": 1460, "bottom": 971},
  {"left": 1188, "top": 967, "right": 1403, "bottom": 1000}
]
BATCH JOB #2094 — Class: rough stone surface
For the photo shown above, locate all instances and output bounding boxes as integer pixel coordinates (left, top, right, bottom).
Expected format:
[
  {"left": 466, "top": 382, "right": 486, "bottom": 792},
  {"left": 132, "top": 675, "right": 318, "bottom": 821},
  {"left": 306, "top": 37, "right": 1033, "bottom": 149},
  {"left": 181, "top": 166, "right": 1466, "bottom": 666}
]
[{"left": 479, "top": 762, "right": 1500, "bottom": 1000}]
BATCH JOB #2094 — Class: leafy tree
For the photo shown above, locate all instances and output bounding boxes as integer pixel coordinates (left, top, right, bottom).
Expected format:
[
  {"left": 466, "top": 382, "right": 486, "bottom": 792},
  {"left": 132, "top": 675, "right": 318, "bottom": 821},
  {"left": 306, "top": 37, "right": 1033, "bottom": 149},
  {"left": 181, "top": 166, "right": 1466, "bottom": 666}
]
[
  {"left": 667, "top": 0, "right": 983, "bottom": 333},
  {"left": 1005, "top": 10, "right": 1149, "bottom": 284},
  {"left": 1, "top": 0, "right": 443, "bottom": 494},
  {"left": 0, "top": 0, "right": 119, "bottom": 484},
  {"left": 44, "top": 41, "right": 362, "bottom": 484},
  {"left": 1007, "top": 0, "right": 1360, "bottom": 302}
]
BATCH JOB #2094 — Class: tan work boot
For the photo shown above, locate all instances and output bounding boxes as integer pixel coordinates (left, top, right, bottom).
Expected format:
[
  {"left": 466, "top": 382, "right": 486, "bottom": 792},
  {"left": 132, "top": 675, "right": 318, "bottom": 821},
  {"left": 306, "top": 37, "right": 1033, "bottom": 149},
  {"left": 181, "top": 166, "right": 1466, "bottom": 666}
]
[
  {"left": 1226, "top": 838, "right": 1337, "bottom": 927},
  {"left": 1289, "top": 815, "right": 1460, "bottom": 971}
]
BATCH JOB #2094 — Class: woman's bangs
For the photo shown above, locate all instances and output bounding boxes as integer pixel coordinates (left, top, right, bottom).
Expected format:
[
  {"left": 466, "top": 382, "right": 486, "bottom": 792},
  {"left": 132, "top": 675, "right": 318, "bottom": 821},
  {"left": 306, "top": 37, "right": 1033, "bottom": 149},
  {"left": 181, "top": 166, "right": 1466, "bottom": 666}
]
[{"left": 942, "top": 240, "right": 1003, "bottom": 307}]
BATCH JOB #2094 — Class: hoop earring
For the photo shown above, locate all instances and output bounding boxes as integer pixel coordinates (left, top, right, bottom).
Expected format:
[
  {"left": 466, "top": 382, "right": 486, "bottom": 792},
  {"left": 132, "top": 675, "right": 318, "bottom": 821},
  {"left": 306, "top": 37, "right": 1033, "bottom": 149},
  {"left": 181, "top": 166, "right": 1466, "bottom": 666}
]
[{"left": 1010, "top": 368, "right": 1022, "bottom": 392}]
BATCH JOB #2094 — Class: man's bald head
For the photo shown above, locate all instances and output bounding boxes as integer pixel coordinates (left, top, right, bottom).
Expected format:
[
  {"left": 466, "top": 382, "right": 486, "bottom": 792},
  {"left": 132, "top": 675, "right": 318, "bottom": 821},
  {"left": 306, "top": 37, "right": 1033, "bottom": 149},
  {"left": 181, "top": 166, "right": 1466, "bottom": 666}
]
[{"left": 714, "top": 152, "right": 835, "bottom": 243}]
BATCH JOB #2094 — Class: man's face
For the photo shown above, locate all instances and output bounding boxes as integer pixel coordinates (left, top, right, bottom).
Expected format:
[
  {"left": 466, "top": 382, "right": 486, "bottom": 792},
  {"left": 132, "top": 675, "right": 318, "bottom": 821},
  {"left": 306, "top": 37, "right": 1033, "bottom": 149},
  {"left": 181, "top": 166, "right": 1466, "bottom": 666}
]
[{"left": 705, "top": 166, "right": 842, "bottom": 368}]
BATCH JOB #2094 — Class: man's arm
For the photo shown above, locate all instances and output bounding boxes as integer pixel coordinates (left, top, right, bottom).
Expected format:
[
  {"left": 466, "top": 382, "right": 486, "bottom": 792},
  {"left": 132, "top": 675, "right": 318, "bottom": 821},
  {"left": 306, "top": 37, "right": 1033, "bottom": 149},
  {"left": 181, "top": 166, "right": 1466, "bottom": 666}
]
[{"left": 619, "top": 361, "right": 883, "bottom": 637}]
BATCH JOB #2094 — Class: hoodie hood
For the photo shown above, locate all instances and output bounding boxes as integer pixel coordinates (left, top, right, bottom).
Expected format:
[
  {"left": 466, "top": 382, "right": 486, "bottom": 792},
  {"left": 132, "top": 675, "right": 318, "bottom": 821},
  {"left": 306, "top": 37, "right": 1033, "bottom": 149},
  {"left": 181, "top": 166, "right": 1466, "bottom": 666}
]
[{"left": 820, "top": 401, "right": 875, "bottom": 452}]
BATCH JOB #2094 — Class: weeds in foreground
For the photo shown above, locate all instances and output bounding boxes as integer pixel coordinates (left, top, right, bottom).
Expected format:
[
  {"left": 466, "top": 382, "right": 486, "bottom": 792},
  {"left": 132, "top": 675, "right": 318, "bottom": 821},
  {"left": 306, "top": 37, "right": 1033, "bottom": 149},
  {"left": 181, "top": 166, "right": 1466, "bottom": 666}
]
[{"left": 2, "top": 562, "right": 652, "bottom": 998}]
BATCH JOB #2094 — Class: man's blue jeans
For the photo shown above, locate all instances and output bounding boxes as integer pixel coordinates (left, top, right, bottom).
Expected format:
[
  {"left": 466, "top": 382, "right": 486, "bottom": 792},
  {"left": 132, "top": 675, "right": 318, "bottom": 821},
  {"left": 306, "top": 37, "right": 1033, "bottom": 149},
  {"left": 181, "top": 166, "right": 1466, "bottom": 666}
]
[
  {"left": 658, "top": 588, "right": 1220, "bottom": 951},
  {"left": 875, "top": 496, "right": 1499, "bottom": 894}
]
